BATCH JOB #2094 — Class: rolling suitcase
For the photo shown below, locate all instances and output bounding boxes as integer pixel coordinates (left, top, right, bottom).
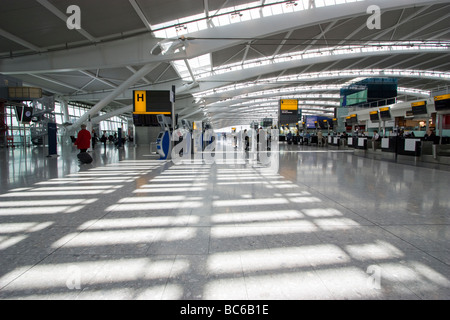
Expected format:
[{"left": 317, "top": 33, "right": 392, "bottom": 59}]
[{"left": 77, "top": 152, "right": 93, "bottom": 164}]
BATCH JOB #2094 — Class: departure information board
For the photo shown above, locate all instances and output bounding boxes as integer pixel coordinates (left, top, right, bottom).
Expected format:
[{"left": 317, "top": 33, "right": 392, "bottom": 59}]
[
  {"left": 411, "top": 101, "right": 428, "bottom": 115},
  {"left": 370, "top": 111, "right": 380, "bottom": 122},
  {"left": 133, "top": 90, "right": 172, "bottom": 115},
  {"left": 279, "top": 99, "right": 298, "bottom": 125},
  {"left": 379, "top": 107, "right": 392, "bottom": 120},
  {"left": 434, "top": 94, "right": 450, "bottom": 111}
]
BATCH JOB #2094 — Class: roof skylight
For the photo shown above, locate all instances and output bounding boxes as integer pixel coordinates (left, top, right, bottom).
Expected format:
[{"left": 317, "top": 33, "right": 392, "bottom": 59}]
[{"left": 151, "top": 0, "right": 367, "bottom": 39}]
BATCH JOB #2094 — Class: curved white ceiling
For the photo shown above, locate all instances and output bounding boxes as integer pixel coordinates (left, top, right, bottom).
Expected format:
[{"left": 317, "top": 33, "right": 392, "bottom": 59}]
[{"left": 0, "top": 0, "right": 449, "bottom": 129}]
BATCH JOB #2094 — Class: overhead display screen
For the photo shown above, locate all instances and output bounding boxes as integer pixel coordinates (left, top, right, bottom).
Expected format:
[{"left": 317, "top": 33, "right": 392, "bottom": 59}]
[
  {"left": 349, "top": 114, "right": 358, "bottom": 125},
  {"left": 379, "top": 107, "right": 392, "bottom": 120},
  {"left": 319, "top": 119, "right": 327, "bottom": 129},
  {"left": 370, "top": 111, "right": 380, "bottom": 122},
  {"left": 15, "top": 106, "right": 34, "bottom": 124},
  {"left": 411, "top": 101, "right": 428, "bottom": 115},
  {"left": 279, "top": 99, "right": 298, "bottom": 125},
  {"left": 341, "top": 89, "right": 368, "bottom": 107},
  {"left": 133, "top": 114, "right": 160, "bottom": 127},
  {"left": 133, "top": 90, "right": 174, "bottom": 127},
  {"left": 133, "top": 90, "right": 172, "bottom": 115},
  {"left": 345, "top": 116, "right": 352, "bottom": 126},
  {"left": 434, "top": 94, "right": 450, "bottom": 111},
  {"left": 340, "top": 78, "right": 398, "bottom": 108},
  {"left": 280, "top": 99, "right": 298, "bottom": 111},
  {"left": 262, "top": 118, "right": 273, "bottom": 127},
  {"left": 306, "top": 116, "right": 332, "bottom": 129}
]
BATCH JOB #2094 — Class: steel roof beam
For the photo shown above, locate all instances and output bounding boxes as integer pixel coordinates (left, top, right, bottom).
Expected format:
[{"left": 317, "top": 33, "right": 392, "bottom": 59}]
[
  {"left": 3, "top": 0, "right": 446, "bottom": 74},
  {"left": 129, "top": 0, "right": 153, "bottom": 32},
  {"left": 36, "top": 0, "right": 98, "bottom": 43},
  {"left": 0, "top": 28, "right": 44, "bottom": 53}
]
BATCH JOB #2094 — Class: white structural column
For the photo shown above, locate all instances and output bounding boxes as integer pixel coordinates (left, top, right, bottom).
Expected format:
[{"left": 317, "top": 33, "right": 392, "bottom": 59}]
[
  {"left": 69, "top": 63, "right": 159, "bottom": 131},
  {"left": 91, "top": 105, "right": 133, "bottom": 125},
  {"left": 60, "top": 99, "right": 70, "bottom": 124}
]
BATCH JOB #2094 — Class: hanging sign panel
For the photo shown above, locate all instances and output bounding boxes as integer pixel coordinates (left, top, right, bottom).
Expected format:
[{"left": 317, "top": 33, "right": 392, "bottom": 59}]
[
  {"left": 379, "top": 107, "right": 392, "bottom": 120},
  {"left": 411, "top": 101, "right": 428, "bottom": 115},
  {"left": 279, "top": 99, "right": 298, "bottom": 125},
  {"left": 15, "top": 106, "right": 33, "bottom": 124},
  {"left": 133, "top": 90, "right": 172, "bottom": 115},
  {"left": 370, "top": 111, "right": 380, "bottom": 122},
  {"left": 434, "top": 94, "right": 450, "bottom": 111},
  {"left": 133, "top": 90, "right": 173, "bottom": 127}
]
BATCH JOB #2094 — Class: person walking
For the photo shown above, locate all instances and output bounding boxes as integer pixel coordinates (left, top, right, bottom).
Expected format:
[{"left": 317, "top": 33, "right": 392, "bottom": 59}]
[
  {"left": 75, "top": 124, "right": 91, "bottom": 154},
  {"left": 91, "top": 129, "right": 97, "bottom": 150},
  {"left": 100, "top": 130, "right": 108, "bottom": 149},
  {"left": 318, "top": 130, "right": 324, "bottom": 147}
]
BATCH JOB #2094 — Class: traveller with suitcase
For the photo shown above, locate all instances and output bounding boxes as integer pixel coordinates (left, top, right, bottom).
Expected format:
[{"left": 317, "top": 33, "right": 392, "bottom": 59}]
[{"left": 75, "top": 124, "right": 93, "bottom": 164}]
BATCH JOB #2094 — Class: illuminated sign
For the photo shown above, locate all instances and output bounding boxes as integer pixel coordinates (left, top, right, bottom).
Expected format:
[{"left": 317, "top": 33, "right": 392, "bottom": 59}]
[
  {"left": 434, "top": 94, "right": 450, "bottom": 111},
  {"left": 133, "top": 90, "right": 172, "bottom": 115},
  {"left": 279, "top": 99, "right": 298, "bottom": 124},
  {"left": 411, "top": 101, "right": 426, "bottom": 107},
  {"left": 379, "top": 107, "right": 391, "bottom": 120},
  {"left": 434, "top": 94, "right": 450, "bottom": 101},
  {"left": 280, "top": 99, "right": 298, "bottom": 110},
  {"left": 370, "top": 111, "right": 380, "bottom": 122},
  {"left": 411, "top": 101, "right": 428, "bottom": 115}
]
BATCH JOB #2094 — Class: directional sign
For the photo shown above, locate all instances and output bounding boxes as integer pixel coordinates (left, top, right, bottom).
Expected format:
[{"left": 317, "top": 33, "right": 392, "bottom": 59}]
[
  {"left": 280, "top": 99, "right": 298, "bottom": 110},
  {"left": 133, "top": 90, "right": 172, "bottom": 115}
]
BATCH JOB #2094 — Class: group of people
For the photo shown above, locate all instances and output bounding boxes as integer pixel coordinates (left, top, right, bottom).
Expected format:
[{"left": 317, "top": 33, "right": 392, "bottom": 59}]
[
  {"left": 74, "top": 125, "right": 123, "bottom": 154},
  {"left": 240, "top": 127, "right": 272, "bottom": 151},
  {"left": 285, "top": 130, "right": 321, "bottom": 146}
]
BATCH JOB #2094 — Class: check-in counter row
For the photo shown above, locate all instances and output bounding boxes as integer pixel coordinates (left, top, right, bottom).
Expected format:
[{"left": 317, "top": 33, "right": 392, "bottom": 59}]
[
  {"left": 328, "top": 136, "right": 368, "bottom": 149},
  {"left": 333, "top": 136, "right": 423, "bottom": 155},
  {"left": 328, "top": 135, "right": 450, "bottom": 165},
  {"left": 343, "top": 136, "right": 443, "bottom": 157},
  {"left": 379, "top": 137, "right": 422, "bottom": 156},
  {"left": 313, "top": 135, "right": 449, "bottom": 157}
]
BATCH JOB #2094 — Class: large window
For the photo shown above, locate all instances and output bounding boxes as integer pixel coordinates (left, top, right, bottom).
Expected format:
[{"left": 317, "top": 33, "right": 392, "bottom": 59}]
[
  {"left": 1, "top": 103, "right": 33, "bottom": 146},
  {"left": 1, "top": 101, "right": 129, "bottom": 147},
  {"left": 99, "top": 115, "right": 129, "bottom": 137}
]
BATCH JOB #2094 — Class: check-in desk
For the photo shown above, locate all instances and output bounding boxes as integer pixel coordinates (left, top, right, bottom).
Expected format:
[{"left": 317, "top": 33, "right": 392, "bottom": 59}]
[
  {"left": 398, "top": 138, "right": 422, "bottom": 157},
  {"left": 381, "top": 137, "right": 396, "bottom": 153},
  {"left": 355, "top": 137, "right": 368, "bottom": 150},
  {"left": 347, "top": 137, "right": 355, "bottom": 148},
  {"left": 328, "top": 136, "right": 340, "bottom": 147},
  {"left": 382, "top": 137, "right": 421, "bottom": 157}
]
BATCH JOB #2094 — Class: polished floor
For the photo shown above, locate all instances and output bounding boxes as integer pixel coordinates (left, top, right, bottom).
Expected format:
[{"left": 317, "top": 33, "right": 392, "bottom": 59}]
[{"left": 0, "top": 141, "right": 449, "bottom": 300}]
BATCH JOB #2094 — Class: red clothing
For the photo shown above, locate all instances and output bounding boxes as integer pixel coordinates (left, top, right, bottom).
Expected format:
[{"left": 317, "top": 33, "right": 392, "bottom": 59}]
[{"left": 75, "top": 129, "right": 91, "bottom": 150}]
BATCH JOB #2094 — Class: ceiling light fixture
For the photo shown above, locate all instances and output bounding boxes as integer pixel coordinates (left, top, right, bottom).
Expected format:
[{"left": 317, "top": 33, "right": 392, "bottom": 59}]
[
  {"left": 231, "top": 11, "right": 243, "bottom": 19},
  {"left": 286, "top": 1, "right": 298, "bottom": 8}
]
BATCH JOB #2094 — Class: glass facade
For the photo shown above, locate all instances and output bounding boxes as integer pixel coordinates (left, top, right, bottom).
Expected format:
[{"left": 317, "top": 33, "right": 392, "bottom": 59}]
[{"left": 1, "top": 101, "right": 129, "bottom": 147}]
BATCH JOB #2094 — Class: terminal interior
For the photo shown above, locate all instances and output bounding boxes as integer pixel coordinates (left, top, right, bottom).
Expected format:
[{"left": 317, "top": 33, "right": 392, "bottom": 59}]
[{"left": 0, "top": 0, "right": 449, "bottom": 300}]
